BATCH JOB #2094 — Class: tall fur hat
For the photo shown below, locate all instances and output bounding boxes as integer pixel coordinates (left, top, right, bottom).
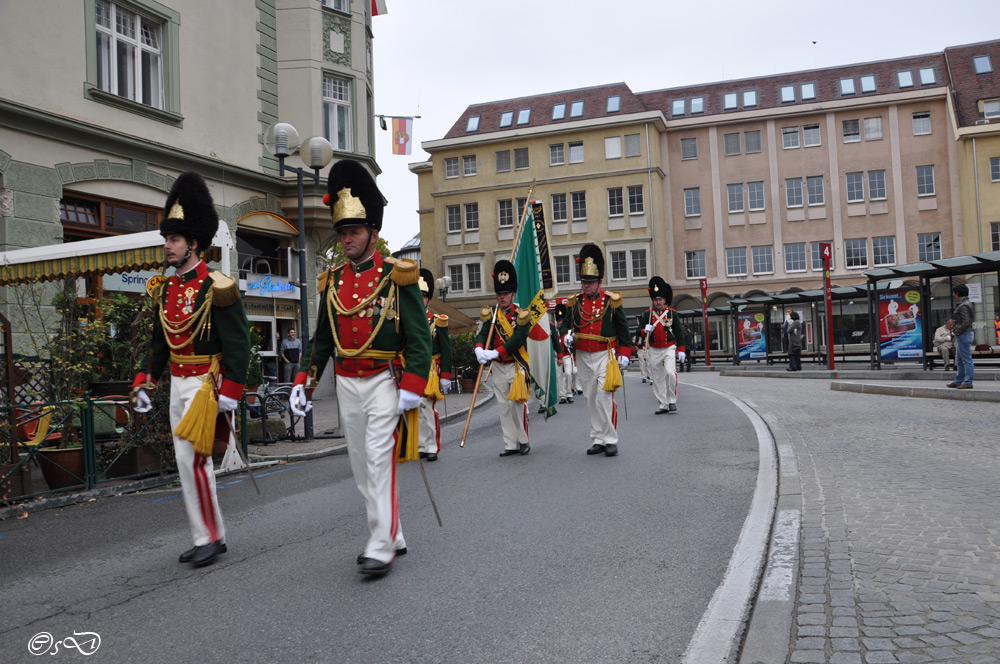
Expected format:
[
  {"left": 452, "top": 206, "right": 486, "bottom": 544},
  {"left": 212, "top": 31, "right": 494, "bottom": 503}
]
[
  {"left": 492, "top": 259, "right": 517, "bottom": 294},
  {"left": 324, "top": 159, "right": 384, "bottom": 231},
  {"left": 161, "top": 172, "right": 218, "bottom": 253},
  {"left": 418, "top": 268, "right": 434, "bottom": 299},
  {"left": 648, "top": 276, "right": 672, "bottom": 303},
  {"left": 554, "top": 302, "right": 567, "bottom": 319},
  {"left": 578, "top": 243, "right": 604, "bottom": 281}
]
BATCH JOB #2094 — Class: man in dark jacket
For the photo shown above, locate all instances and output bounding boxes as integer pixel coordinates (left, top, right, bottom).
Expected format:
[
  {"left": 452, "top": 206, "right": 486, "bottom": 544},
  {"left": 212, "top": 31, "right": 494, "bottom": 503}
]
[{"left": 947, "top": 284, "right": 975, "bottom": 389}]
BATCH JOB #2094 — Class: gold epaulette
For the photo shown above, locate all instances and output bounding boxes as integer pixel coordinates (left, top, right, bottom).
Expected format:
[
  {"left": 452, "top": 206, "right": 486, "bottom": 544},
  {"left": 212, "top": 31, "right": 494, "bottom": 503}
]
[
  {"left": 386, "top": 257, "right": 419, "bottom": 286},
  {"left": 516, "top": 308, "right": 530, "bottom": 326},
  {"left": 567, "top": 293, "right": 578, "bottom": 308},
  {"left": 480, "top": 306, "right": 493, "bottom": 322},
  {"left": 434, "top": 314, "right": 449, "bottom": 328},
  {"left": 318, "top": 265, "right": 341, "bottom": 294},
  {"left": 209, "top": 271, "right": 240, "bottom": 307},
  {"left": 607, "top": 291, "right": 623, "bottom": 308}
]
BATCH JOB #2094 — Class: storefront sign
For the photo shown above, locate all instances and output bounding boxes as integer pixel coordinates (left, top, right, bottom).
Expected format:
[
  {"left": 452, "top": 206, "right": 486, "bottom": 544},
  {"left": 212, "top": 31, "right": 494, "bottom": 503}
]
[
  {"left": 878, "top": 289, "right": 923, "bottom": 361},
  {"left": 240, "top": 273, "right": 299, "bottom": 299},
  {"left": 738, "top": 311, "right": 767, "bottom": 360},
  {"left": 103, "top": 270, "right": 164, "bottom": 294}
]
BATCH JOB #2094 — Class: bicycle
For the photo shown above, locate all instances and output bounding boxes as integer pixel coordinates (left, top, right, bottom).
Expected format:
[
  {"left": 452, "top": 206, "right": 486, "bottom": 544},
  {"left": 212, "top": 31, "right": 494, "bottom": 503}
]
[{"left": 244, "top": 376, "right": 302, "bottom": 444}]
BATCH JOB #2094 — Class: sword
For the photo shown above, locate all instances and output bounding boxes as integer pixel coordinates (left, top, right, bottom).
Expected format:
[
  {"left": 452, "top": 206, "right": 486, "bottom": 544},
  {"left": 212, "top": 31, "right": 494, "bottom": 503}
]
[
  {"left": 215, "top": 405, "right": 261, "bottom": 495},
  {"left": 620, "top": 360, "right": 628, "bottom": 421},
  {"left": 417, "top": 458, "right": 443, "bottom": 527}
]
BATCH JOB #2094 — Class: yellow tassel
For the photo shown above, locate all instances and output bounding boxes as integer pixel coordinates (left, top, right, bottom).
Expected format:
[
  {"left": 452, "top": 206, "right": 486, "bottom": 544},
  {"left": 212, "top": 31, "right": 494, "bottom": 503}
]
[
  {"left": 175, "top": 379, "right": 219, "bottom": 456},
  {"left": 424, "top": 363, "right": 445, "bottom": 401},
  {"left": 507, "top": 364, "right": 530, "bottom": 403},
  {"left": 602, "top": 347, "right": 623, "bottom": 392},
  {"left": 395, "top": 409, "right": 420, "bottom": 463}
]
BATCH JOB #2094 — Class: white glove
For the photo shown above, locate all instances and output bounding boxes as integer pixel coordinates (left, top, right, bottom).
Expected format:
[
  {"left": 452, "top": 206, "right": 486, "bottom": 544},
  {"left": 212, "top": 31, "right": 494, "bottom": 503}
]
[
  {"left": 397, "top": 389, "right": 422, "bottom": 414},
  {"left": 218, "top": 395, "right": 238, "bottom": 413},
  {"left": 618, "top": 356, "right": 630, "bottom": 370},
  {"left": 483, "top": 349, "right": 500, "bottom": 362},
  {"left": 644, "top": 324, "right": 654, "bottom": 334},
  {"left": 439, "top": 378, "right": 452, "bottom": 394},
  {"left": 290, "top": 384, "right": 313, "bottom": 417},
  {"left": 133, "top": 389, "right": 152, "bottom": 413},
  {"left": 677, "top": 351, "right": 686, "bottom": 363},
  {"left": 563, "top": 332, "right": 574, "bottom": 348},
  {"left": 474, "top": 347, "right": 488, "bottom": 364}
]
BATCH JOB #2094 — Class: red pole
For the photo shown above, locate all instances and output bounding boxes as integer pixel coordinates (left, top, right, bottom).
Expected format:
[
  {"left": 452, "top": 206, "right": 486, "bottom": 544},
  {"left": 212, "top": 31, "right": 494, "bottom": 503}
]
[
  {"left": 822, "top": 243, "right": 835, "bottom": 370},
  {"left": 701, "top": 278, "right": 711, "bottom": 367}
]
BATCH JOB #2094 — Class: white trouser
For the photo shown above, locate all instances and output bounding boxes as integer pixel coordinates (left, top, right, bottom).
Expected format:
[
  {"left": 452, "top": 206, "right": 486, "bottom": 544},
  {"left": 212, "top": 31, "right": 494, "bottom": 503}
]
[
  {"left": 418, "top": 395, "right": 441, "bottom": 454},
  {"left": 638, "top": 351, "right": 650, "bottom": 380},
  {"left": 489, "top": 361, "right": 528, "bottom": 451},
  {"left": 572, "top": 356, "right": 581, "bottom": 391},
  {"left": 169, "top": 375, "right": 225, "bottom": 547},
  {"left": 576, "top": 349, "right": 618, "bottom": 446},
  {"left": 558, "top": 355, "right": 574, "bottom": 399},
  {"left": 647, "top": 345, "right": 677, "bottom": 409},
  {"left": 338, "top": 370, "right": 406, "bottom": 564}
]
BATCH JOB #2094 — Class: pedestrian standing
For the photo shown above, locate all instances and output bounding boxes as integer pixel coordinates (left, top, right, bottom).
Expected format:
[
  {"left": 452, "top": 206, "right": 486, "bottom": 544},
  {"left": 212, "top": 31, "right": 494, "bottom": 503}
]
[
  {"left": 638, "top": 277, "right": 685, "bottom": 414},
  {"left": 131, "top": 172, "right": 251, "bottom": 568},
  {"left": 786, "top": 311, "right": 803, "bottom": 372},
  {"left": 559, "top": 243, "right": 632, "bottom": 457},
  {"left": 947, "top": 284, "right": 975, "bottom": 389},
  {"left": 782, "top": 309, "right": 792, "bottom": 353},
  {"left": 289, "top": 159, "right": 431, "bottom": 577},
  {"left": 279, "top": 328, "right": 301, "bottom": 384},
  {"left": 475, "top": 260, "right": 531, "bottom": 457},
  {"left": 417, "top": 268, "right": 452, "bottom": 462}
]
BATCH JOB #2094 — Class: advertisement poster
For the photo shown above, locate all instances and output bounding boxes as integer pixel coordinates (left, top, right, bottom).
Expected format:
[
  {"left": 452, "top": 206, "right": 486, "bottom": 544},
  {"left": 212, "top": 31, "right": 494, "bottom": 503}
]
[
  {"left": 878, "top": 289, "right": 923, "bottom": 360},
  {"left": 738, "top": 311, "right": 767, "bottom": 360}
]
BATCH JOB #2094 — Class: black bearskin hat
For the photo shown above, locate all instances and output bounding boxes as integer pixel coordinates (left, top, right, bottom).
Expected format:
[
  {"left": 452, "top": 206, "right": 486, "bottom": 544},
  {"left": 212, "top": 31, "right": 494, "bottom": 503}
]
[
  {"left": 578, "top": 243, "right": 604, "bottom": 281},
  {"left": 554, "top": 302, "right": 567, "bottom": 319},
  {"left": 161, "top": 172, "right": 218, "bottom": 253},
  {"left": 648, "top": 276, "right": 672, "bottom": 303},
  {"left": 325, "top": 159, "right": 384, "bottom": 231},
  {"left": 418, "top": 268, "right": 434, "bottom": 299},
  {"left": 492, "top": 259, "right": 517, "bottom": 294}
]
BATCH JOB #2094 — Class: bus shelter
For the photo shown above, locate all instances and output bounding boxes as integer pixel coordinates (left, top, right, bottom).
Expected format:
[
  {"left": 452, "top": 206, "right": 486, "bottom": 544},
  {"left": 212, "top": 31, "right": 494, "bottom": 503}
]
[{"left": 675, "top": 306, "right": 735, "bottom": 364}]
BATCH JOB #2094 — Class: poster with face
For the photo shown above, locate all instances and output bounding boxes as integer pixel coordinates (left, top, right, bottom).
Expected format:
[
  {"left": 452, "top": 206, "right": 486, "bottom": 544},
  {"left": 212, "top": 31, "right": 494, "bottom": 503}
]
[
  {"left": 878, "top": 289, "right": 923, "bottom": 360},
  {"left": 738, "top": 311, "right": 767, "bottom": 359}
]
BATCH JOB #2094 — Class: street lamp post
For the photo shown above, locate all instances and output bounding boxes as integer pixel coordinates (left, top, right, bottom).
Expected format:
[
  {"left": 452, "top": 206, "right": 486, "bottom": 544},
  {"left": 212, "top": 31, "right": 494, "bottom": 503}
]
[
  {"left": 264, "top": 123, "right": 333, "bottom": 441},
  {"left": 435, "top": 275, "right": 452, "bottom": 301}
]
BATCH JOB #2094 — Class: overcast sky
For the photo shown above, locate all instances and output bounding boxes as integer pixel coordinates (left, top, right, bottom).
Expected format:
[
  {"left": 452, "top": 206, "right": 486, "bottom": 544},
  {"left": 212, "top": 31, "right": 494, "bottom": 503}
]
[{"left": 369, "top": 0, "right": 1000, "bottom": 253}]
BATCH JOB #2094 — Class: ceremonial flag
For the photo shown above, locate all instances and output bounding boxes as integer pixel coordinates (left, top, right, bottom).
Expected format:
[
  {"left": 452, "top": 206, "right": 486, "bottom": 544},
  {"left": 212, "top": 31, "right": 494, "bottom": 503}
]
[
  {"left": 391, "top": 117, "right": 413, "bottom": 155},
  {"left": 512, "top": 203, "right": 559, "bottom": 418},
  {"left": 371, "top": 0, "right": 387, "bottom": 16}
]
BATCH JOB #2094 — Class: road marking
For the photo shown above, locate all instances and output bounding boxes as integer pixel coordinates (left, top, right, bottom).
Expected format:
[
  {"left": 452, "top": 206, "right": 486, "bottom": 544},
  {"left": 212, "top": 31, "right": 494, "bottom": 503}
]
[
  {"left": 148, "top": 465, "right": 300, "bottom": 502},
  {"left": 758, "top": 509, "right": 800, "bottom": 601}
]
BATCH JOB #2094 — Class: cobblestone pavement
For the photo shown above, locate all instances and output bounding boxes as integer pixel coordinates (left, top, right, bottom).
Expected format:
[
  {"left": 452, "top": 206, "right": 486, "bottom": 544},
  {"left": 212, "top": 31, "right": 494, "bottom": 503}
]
[{"left": 682, "top": 372, "right": 1000, "bottom": 664}]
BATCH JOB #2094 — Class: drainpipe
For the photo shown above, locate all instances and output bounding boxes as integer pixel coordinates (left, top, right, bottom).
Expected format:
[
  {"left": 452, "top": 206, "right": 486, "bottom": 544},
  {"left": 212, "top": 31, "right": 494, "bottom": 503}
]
[{"left": 645, "top": 122, "right": 657, "bottom": 279}]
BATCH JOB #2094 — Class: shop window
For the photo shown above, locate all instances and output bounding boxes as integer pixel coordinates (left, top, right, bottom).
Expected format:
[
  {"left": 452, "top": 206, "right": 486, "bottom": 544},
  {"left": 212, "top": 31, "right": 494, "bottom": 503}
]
[
  {"left": 236, "top": 230, "right": 289, "bottom": 278},
  {"left": 60, "top": 193, "right": 161, "bottom": 239}
]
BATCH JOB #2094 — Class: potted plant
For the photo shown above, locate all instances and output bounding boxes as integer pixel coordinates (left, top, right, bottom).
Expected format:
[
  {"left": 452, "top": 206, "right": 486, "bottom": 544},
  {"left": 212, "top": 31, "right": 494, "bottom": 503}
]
[{"left": 450, "top": 332, "right": 480, "bottom": 392}]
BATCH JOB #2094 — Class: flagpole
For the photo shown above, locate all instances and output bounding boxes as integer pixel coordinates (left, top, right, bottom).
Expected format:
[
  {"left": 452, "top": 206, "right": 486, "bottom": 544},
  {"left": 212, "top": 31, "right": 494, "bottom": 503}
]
[{"left": 459, "top": 180, "right": 535, "bottom": 447}]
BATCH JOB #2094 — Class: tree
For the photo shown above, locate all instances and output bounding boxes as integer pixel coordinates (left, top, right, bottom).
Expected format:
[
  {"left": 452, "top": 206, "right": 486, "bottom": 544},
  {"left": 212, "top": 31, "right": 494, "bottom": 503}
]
[{"left": 325, "top": 235, "right": 391, "bottom": 267}]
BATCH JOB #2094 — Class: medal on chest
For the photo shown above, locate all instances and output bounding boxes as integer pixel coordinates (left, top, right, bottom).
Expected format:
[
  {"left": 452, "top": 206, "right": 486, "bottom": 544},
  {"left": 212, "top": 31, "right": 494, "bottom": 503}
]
[{"left": 182, "top": 287, "right": 196, "bottom": 315}]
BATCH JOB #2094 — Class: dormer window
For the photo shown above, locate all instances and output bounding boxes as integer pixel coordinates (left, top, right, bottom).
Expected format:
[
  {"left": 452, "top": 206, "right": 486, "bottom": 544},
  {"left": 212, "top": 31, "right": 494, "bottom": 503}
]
[
  {"left": 973, "top": 55, "right": 993, "bottom": 74},
  {"left": 552, "top": 103, "right": 566, "bottom": 120},
  {"left": 607, "top": 95, "right": 620, "bottom": 113},
  {"left": 570, "top": 101, "right": 584, "bottom": 117},
  {"left": 466, "top": 115, "right": 480, "bottom": 132},
  {"left": 897, "top": 71, "right": 914, "bottom": 88},
  {"left": 499, "top": 111, "right": 513, "bottom": 128},
  {"left": 860, "top": 75, "right": 876, "bottom": 93},
  {"left": 840, "top": 78, "right": 856, "bottom": 95},
  {"left": 517, "top": 108, "right": 530, "bottom": 125}
]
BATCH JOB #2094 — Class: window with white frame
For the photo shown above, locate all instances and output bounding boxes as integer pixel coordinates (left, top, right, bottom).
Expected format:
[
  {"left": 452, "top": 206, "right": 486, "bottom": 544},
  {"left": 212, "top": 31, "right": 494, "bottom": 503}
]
[
  {"left": 514, "top": 147, "right": 529, "bottom": 170},
  {"left": 462, "top": 155, "right": 477, "bottom": 176},
  {"left": 864, "top": 117, "right": 883, "bottom": 141},
  {"left": 724, "top": 133, "right": 740, "bottom": 155},
  {"left": 872, "top": 236, "right": 895, "bottom": 266},
  {"left": 752, "top": 245, "right": 774, "bottom": 274},
  {"left": 444, "top": 157, "right": 459, "bottom": 179},
  {"left": 517, "top": 108, "right": 530, "bottom": 125},
  {"left": 840, "top": 78, "right": 856, "bottom": 95},
  {"left": 631, "top": 249, "right": 648, "bottom": 279},
  {"left": 743, "top": 90, "right": 757, "bottom": 107},
  {"left": 628, "top": 185, "right": 644, "bottom": 214},
  {"left": 555, "top": 255, "right": 571, "bottom": 285},
  {"left": 610, "top": 251, "right": 627, "bottom": 280},
  {"left": 912, "top": 111, "right": 931, "bottom": 135},
  {"left": 95, "top": 0, "right": 166, "bottom": 109},
  {"left": 782, "top": 126, "right": 800, "bottom": 149},
  {"left": 780, "top": 85, "right": 795, "bottom": 103},
  {"left": 552, "top": 103, "right": 566, "bottom": 120},
  {"left": 726, "top": 247, "right": 747, "bottom": 276},
  {"left": 446, "top": 205, "right": 461, "bottom": 232},
  {"left": 608, "top": 188, "right": 624, "bottom": 216},
  {"left": 919, "top": 67, "right": 936, "bottom": 85},
  {"left": 994, "top": 223, "right": 1000, "bottom": 252},
  {"left": 691, "top": 97, "right": 704, "bottom": 113},
  {"left": 991, "top": 156, "right": 1000, "bottom": 181},
  {"left": 681, "top": 137, "right": 697, "bottom": 159},
  {"left": 918, "top": 232, "right": 942, "bottom": 261},
  {"left": 811, "top": 241, "right": 834, "bottom": 270},
  {"left": 784, "top": 242, "right": 807, "bottom": 272},
  {"left": 466, "top": 116, "right": 480, "bottom": 132},
  {"left": 607, "top": 95, "right": 620, "bottom": 113},
  {"left": 747, "top": 181, "right": 765, "bottom": 211},
  {"left": 807, "top": 176, "right": 825, "bottom": 205},
  {"left": 624, "top": 134, "right": 641, "bottom": 157},
  {"left": 844, "top": 238, "right": 867, "bottom": 268},
  {"left": 861, "top": 74, "right": 877, "bottom": 93},
  {"left": 803, "top": 124, "right": 821, "bottom": 147},
  {"left": 467, "top": 262, "right": 482, "bottom": 291},
  {"left": 498, "top": 199, "right": 513, "bottom": 228},
  {"left": 801, "top": 83, "right": 816, "bottom": 100},
  {"left": 571, "top": 191, "right": 587, "bottom": 219},
  {"left": 499, "top": 111, "right": 513, "bottom": 128},
  {"left": 684, "top": 188, "right": 701, "bottom": 216},
  {"left": 322, "top": 74, "right": 353, "bottom": 150},
  {"left": 724, "top": 92, "right": 738, "bottom": 110},
  {"left": 569, "top": 141, "right": 584, "bottom": 163},
  {"left": 464, "top": 203, "right": 479, "bottom": 230},
  {"left": 550, "top": 143, "right": 564, "bottom": 166},
  {"left": 448, "top": 264, "right": 463, "bottom": 291},
  {"left": 973, "top": 55, "right": 992, "bottom": 74},
  {"left": 897, "top": 71, "right": 914, "bottom": 88},
  {"left": 570, "top": 101, "right": 584, "bottom": 117},
  {"left": 786, "top": 178, "right": 803, "bottom": 207},
  {"left": 843, "top": 119, "right": 860, "bottom": 143},
  {"left": 496, "top": 150, "right": 510, "bottom": 173},
  {"left": 727, "top": 183, "right": 744, "bottom": 213},
  {"left": 685, "top": 250, "right": 706, "bottom": 278},
  {"left": 986, "top": 100, "right": 1000, "bottom": 119},
  {"left": 551, "top": 193, "right": 567, "bottom": 222},
  {"left": 672, "top": 99, "right": 685, "bottom": 116},
  {"left": 322, "top": 0, "right": 349, "bottom": 10},
  {"left": 605, "top": 136, "right": 622, "bottom": 159},
  {"left": 869, "top": 170, "right": 886, "bottom": 199},
  {"left": 917, "top": 165, "right": 935, "bottom": 196},
  {"left": 846, "top": 172, "right": 865, "bottom": 203},
  {"left": 745, "top": 130, "right": 761, "bottom": 153}
]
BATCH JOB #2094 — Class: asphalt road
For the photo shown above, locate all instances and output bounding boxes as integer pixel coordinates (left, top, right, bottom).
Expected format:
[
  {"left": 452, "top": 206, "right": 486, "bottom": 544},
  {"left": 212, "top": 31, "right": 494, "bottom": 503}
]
[{"left": 0, "top": 376, "right": 759, "bottom": 663}]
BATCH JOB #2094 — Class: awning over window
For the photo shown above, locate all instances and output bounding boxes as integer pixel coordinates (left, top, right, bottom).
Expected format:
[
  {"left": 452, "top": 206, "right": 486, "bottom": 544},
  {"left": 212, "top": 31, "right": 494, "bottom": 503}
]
[{"left": 0, "top": 227, "right": 233, "bottom": 286}]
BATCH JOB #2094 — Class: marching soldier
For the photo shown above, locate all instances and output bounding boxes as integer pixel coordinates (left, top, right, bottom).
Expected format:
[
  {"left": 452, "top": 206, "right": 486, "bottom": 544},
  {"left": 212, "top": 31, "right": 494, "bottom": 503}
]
[
  {"left": 639, "top": 277, "right": 686, "bottom": 414},
  {"left": 290, "top": 159, "right": 430, "bottom": 577},
  {"left": 553, "top": 303, "right": 573, "bottom": 404},
  {"left": 475, "top": 259, "right": 531, "bottom": 457},
  {"left": 132, "top": 172, "right": 251, "bottom": 568},
  {"left": 417, "top": 268, "right": 452, "bottom": 462},
  {"left": 559, "top": 243, "right": 631, "bottom": 457},
  {"left": 634, "top": 315, "right": 651, "bottom": 384}
]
